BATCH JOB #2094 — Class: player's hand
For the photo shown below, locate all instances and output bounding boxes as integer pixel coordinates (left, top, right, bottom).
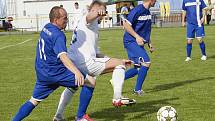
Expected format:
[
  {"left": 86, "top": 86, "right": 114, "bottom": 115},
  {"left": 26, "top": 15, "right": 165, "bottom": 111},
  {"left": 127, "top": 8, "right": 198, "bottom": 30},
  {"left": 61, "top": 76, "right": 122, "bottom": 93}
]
[
  {"left": 74, "top": 71, "right": 85, "bottom": 87},
  {"left": 149, "top": 46, "right": 155, "bottom": 53},
  {"left": 97, "top": 9, "right": 106, "bottom": 16},
  {"left": 200, "top": 17, "right": 205, "bottom": 24},
  {"left": 136, "top": 36, "right": 145, "bottom": 46},
  {"left": 182, "top": 21, "right": 186, "bottom": 27}
]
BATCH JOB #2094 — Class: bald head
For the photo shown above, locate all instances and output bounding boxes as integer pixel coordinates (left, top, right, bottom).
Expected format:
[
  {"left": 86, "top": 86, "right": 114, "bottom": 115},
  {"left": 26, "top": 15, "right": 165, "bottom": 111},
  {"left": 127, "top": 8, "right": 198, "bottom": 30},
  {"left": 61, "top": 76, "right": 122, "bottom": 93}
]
[
  {"left": 49, "top": 6, "right": 68, "bottom": 29},
  {"left": 143, "top": 0, "right": 157, "bottom": 8},
  {"left": 49, "top": 6, "right": 67, "bottom": 22}
]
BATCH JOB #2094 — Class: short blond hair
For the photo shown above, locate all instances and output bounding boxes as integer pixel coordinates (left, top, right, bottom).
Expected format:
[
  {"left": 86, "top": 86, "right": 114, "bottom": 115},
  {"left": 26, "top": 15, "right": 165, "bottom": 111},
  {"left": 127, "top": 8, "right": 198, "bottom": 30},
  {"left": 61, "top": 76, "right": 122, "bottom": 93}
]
[{"left": 89, "top": 0, "right": 106, "bottom": 10}]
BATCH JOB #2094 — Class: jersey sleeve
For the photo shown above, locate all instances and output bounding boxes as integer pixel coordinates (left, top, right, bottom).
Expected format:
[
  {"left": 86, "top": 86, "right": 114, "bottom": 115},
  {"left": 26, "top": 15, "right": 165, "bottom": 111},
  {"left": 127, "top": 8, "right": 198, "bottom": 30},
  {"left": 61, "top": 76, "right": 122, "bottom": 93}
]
[
  {"left": 200, "top": 0, "right": 207, "bottom": 9},
  {"left": 182, "top": 0, "right": 187, "bottom": 11},
  {"left": 81, "top": 14, "right": 93, "bottom": 28},
  {"left": 125, "top": 8, "right": 139, "bottom": 25},
  {"left": 53, "top": 33, "right": 67, "bottom": 58}
]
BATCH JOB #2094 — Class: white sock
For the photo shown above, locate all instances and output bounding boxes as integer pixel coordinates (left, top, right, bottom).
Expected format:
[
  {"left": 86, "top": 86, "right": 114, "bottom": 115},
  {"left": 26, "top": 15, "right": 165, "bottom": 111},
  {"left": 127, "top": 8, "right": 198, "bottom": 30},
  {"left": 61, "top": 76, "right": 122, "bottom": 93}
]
[
  {"left": 55, "top": 88, "right": 76, "bottom": 118},
  {"left": 112, "top": 65, "right": 126, "bottom": 99}
]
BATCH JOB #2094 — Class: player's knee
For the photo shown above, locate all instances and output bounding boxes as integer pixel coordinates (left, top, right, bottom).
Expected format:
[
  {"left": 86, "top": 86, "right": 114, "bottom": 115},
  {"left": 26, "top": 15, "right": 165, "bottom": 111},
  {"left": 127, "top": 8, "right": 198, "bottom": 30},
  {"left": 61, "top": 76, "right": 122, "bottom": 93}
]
[
  {"left": 84, "top": 82, "right": 96, "bottom": 88},
  {"left": 140, "top": 62, "right": 151, "bottom": 67},
  {"left": 187, "top": 40, "right": 192, "bottom": 44},
  {"left": 85, "top": 75, "right": 96, "bottom": 88},
  {"left": 115, "top": 65, "right": 126, "bottom": 70},
  {"left": 67, "top": 86, "right": 78, "bottom": 93},
  {"left": 198, "top": 38, "right": 203, "bottom": 43},
  {"left": 29, "top": 98, "right": 40, "bottom": 106}
]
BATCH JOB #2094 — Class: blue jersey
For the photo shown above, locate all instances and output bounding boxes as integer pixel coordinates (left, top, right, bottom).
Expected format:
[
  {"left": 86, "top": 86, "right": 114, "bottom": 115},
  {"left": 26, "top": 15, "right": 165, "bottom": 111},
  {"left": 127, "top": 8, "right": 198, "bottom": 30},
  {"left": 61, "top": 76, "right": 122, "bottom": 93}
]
[
  {"left": 123, "top": 4, "right": 152, "bottom": 44},
  {"left": 35, "top": 23, "right": 68, "bottom": 82},
  {"left": 182, "top": 0, "right": 207, "bottom": 26}
]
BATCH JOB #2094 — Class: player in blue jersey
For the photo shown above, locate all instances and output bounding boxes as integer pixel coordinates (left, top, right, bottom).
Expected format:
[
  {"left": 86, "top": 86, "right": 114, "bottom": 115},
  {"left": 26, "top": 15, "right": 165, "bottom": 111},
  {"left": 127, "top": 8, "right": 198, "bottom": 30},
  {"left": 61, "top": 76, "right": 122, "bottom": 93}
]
[
  {"left": 12, "top": 6, "right": 95, "bottom": 121},
  {"left": 122, "top": 0, "right": 156, "bottom": 96},
  {"left": 182, "top": 0, "right": 207, "bottom": 61}
]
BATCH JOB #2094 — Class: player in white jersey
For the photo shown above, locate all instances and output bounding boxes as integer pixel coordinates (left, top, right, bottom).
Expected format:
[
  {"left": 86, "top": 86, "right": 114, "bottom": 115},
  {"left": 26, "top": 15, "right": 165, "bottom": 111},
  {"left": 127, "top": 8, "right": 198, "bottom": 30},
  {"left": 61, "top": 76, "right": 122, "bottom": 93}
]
[
  {"left": 53, "top": 1, "right": 136, "bottom": 121},
  {"left": 71, "top": 2, "right": 85, "bottom": 31},
  {"left": 71, "top": 2, "right": 86, "bottom": 41}
]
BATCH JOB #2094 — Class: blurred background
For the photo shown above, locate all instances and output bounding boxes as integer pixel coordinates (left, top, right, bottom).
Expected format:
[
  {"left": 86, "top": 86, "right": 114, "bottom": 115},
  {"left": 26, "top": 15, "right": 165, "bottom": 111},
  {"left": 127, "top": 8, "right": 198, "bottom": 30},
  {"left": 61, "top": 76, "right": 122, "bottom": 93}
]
[{"left": 0, "top": 0, "right": 214, "bottom": 32}]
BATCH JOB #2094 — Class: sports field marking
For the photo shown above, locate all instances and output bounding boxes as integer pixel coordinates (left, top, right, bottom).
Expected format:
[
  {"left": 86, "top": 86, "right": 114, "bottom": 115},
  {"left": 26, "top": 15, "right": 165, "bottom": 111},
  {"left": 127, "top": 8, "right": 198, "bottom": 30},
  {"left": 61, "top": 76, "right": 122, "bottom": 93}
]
[{"left": 0, "top": 39, "right": 33, "bottom": 50}]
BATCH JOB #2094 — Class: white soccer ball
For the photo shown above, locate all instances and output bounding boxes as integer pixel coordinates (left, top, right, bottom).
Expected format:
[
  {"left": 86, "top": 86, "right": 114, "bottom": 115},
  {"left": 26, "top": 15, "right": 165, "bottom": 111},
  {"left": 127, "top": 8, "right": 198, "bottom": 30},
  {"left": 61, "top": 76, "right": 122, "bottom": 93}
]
[{"left": 157, "top": 106, "right": 178, "bottom": 121}]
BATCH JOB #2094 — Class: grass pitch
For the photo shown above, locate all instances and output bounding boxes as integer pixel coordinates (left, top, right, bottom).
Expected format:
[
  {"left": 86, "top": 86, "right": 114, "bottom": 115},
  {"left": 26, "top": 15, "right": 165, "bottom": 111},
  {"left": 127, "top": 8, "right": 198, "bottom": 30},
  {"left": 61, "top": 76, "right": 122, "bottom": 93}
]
[{"left": 0, "top": 26, "right": 215, "bottom": 121}]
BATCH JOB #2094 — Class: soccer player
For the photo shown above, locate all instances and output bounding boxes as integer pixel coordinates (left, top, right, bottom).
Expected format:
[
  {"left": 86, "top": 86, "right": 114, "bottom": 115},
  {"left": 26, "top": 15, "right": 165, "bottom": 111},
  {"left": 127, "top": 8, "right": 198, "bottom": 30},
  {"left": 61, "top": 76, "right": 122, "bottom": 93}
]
[
  {"left": 12, "top": 6, "right": 94, "bottom": 121},
  {"left": 122, "top": 0, "right": 156, "bottom": 96},
  {"left": 71, "top": 2, "right": 86, "bottom": 41},
  {"left": 182, "top": 0, "right": 207, "bottom": 61},
  {"left": 53, "top": 1, "right": 136, "bottom": 121}
]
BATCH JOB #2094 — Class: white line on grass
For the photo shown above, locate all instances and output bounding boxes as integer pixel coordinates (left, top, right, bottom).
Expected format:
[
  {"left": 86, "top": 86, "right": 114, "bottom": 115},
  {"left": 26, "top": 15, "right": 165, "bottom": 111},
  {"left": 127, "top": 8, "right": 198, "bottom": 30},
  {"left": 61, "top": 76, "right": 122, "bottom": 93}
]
[{"left": 0, "top": 39, "right": 33, "bottom": 50}]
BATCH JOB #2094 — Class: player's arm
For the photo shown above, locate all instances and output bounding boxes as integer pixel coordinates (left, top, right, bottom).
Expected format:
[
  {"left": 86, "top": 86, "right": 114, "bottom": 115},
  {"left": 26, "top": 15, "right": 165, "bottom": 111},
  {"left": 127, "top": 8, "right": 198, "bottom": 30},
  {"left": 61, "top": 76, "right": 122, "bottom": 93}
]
[
  {"left": 182, "top": 11, "right": 186, "bottom": 26},
  {"left": 148, "top": 41, "right": 155, "bottom": 53},
  {"left": 123, "top": 21, "right": 145, "bottom": 46},
  {"left": 200, "top": 0, "right": 207, "bottom": 24},
  {"left": 54, "top": 35, "right": 84, "bottom": 86},
  {"left": 59, "top": 53, "right": 84, "bottom": 86},
  {"left": 201, "top": 9, "right": 207, "bottom": 24},
  {"left": 86, "top": 9, "right": 106, "bottom": 24},
  {"left": 182, "top": 0, "right": 187, "bottom": 27}
]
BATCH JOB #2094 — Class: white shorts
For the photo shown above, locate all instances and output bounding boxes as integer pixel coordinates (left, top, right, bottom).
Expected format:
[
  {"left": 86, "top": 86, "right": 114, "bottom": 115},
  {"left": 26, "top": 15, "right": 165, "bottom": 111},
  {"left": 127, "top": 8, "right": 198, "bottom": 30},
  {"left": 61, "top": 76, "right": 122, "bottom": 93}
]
[{"left": 77, "top": 57, "right": 111, "bottom": 76}]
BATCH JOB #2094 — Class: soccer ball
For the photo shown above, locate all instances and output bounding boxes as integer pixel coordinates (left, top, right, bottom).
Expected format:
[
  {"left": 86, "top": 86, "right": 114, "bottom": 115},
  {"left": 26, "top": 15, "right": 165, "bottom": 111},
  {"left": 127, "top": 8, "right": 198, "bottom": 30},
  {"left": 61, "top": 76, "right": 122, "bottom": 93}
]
[{"left": 157, "top": 106, "right": 177, "bottom": 121}]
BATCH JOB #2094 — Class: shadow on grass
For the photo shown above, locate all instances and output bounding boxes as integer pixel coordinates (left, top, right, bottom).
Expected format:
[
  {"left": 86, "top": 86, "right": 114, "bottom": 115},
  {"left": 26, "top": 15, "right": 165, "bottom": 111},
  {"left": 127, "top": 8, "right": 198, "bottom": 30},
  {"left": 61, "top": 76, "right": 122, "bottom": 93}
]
[
  {"left": 147, "top": 77, "right": 215, "bottom": 93},
  {"left": 208, "top": 55, "right": 215, "bottom": 59},
  {"left": 66, "top": 98, "right": 179, "bottom": 121}
]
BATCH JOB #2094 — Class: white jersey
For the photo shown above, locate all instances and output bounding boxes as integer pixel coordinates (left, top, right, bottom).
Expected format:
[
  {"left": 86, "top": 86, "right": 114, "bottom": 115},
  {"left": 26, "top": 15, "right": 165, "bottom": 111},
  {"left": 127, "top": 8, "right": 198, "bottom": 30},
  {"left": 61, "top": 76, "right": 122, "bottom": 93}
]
[
  {"left": 69, "top": 15, "right": 100, "bottom": 65},
  {"left": 72, "top": 8, "right": 84, "bottom": 30}
]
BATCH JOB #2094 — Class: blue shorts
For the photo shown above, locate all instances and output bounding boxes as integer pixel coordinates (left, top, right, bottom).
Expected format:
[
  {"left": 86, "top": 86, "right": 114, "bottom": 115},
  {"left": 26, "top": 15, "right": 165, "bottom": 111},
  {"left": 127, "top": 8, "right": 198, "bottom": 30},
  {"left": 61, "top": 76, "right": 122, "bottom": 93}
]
[
  {"left": 187, "top": 23, "right": 205, "bottom": 39},
  {"left": 32, "top": 69, "right": 77, "bottom": 101},
  {"left": 124, "top": 42, "right": 150, "bottom": 65}
]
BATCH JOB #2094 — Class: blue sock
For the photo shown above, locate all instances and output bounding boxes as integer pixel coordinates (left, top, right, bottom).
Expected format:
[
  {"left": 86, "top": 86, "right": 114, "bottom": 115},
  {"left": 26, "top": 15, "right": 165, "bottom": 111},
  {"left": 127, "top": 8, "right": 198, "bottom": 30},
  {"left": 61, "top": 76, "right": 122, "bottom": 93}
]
[
  {"left": 187, "top": 43, "right": 192, "bottom": 57},
  {"left": 199, "top": 41, "right": 206, "bottom": 56},
  {"left": 125, "top": 67, "right": 138, "bottom": 80},
  {"left": 77, "top": 86, "right": 94, "bottom": 119},
  {"left": 13, "top": 101, "right": 36, "bottom": 121},
  {"left": 135, "top": 66, "right": 149, "bottom": 91}
]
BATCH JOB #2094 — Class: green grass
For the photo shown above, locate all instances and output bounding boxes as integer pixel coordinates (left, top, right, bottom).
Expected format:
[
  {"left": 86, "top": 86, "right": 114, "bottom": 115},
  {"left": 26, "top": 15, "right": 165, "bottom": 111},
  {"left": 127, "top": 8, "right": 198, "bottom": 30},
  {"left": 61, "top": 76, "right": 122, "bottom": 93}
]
[{"left": 0, "top": 26, "right": 215, "bottom": 121}]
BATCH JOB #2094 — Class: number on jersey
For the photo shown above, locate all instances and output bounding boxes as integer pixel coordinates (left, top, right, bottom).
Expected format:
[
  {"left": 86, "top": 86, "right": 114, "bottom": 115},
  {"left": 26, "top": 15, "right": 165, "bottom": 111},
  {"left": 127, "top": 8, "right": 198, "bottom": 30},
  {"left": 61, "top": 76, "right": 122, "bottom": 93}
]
[{"left": 38, "top": 38, "right": 46, "bottom": 60}]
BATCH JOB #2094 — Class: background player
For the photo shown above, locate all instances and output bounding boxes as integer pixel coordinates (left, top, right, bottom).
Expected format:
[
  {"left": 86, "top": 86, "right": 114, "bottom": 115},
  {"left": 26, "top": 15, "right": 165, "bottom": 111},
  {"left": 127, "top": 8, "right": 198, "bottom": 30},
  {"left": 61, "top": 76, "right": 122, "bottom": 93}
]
[
  {"left": 182, "top": 0, "right": 207, "bottom": 61},
  {"left": 71, "top": 2, "right": 86, "bottom": 41},
  {"left": 53, "top": 1, "right": 135, "bottom": 121},
  {"left": 12, "top": 6, "right": 94, "bottom": 121},
  {"left": 122, "top": 0, "right": 156, "bottom": 96}
]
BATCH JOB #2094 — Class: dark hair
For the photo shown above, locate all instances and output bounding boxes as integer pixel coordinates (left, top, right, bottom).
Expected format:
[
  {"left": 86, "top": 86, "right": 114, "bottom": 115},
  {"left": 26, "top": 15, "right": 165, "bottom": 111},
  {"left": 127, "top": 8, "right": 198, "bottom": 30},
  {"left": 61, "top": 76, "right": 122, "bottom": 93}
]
[
  {"left": 49, "top": 6, "right": 65, "bottom": 22},
  {"left": 75, "top": 2, "right": 79, "bottom": 5},
  {"left": 89, "top": 0, "right": 106, "bottom": 10},
  {"left": 131, "top": 2, "right": 135, "bottom": 7}
]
